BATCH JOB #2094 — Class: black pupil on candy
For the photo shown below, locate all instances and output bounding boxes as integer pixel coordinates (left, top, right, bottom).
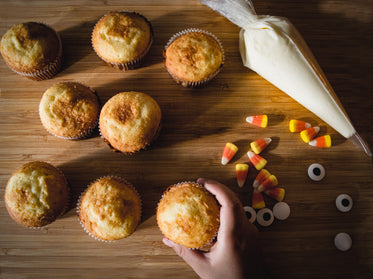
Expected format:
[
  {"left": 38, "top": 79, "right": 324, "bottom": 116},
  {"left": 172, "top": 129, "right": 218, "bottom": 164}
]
[
  {"left": 245, "top": 211, "right": 251, "bottom": 219},
  {"left": 263, "top": 212, "right": 271, "bottom": 221},
  {"left": 313, "top": 168, "right": 321, "bottom": 176},
  {"left": 342, "top": 199, "right": 350, "bottom": 207}
]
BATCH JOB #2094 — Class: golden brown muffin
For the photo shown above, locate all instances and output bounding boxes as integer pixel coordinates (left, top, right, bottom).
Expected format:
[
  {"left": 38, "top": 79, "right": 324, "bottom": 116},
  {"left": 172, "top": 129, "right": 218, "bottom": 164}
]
[
  {"left": 0, "top": 22, "right": 62, "bottom": 80},
  {"left": 77, "top": 176, "right": 142, "bottom": 241},
  {"left": 39, "top": 82, "right": 100, "bottom": 139},
  {"left": 92, "top": 11, "right": 153, "bottom": 70},
  {"left": 157, "top": 182, "right": 220, "bottom": 249},
  {"left": 99, "top": 91, "right": 161, "bottom": 153},
  {"left": 4, "top": 161, "right": 69, "bottom": 227},
  {"left": 163, "top": 29, "right": 224, "bottom": 87}
]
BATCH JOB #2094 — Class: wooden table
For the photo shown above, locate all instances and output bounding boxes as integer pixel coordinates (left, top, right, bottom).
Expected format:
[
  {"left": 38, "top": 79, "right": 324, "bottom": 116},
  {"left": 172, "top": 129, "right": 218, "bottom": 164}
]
[{"left": 1, "top": 0, "right": 372, "bottom": 278}]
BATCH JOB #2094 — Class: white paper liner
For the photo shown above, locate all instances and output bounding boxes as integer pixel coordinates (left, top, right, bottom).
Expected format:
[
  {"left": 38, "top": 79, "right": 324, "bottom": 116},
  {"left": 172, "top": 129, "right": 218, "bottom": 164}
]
[
  {"left": 157, "top": 181, "right": 220, "bottom": 250},
  {"left": 163, "top": 28, "right": 225, "bottom": 88},
  {"left": 39, "top": 81, "right": 100, "bottom": 140},
  {"left": 4, "top": 22, "right": 63, "bottom": 81},
  {"left": 76, "top": 176, "right": 142, "bottom": 242},
  {"left": 91, "top": 11, "right": 153, "bottom": 71}
]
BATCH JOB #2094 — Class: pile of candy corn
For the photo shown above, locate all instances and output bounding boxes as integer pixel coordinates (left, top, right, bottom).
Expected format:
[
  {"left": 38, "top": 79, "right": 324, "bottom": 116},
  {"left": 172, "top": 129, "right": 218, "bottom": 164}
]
[
  {"left": 222, "top": 115, "right": 286, "bottom": 207},
  {"left": 289, "top": 119, "right": 332, "bottom": 148},
  {"left": 220, "top": 114, "right": 334, "bottom": 226},
  {"left": 251, "top": 169, "right": 285, "bottom": 209}
]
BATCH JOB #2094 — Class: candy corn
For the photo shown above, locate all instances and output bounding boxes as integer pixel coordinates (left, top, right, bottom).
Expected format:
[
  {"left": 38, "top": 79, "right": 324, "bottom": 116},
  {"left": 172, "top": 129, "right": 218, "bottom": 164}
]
[
  {"left": 309, "top": 135, "right": 332, "bottom": 148},
  {"left": 236, "top": 163, "right": 249, "bottom": 187},
  {"left": 300, "top": 126, "right": 320, "bottom": 143},
  {"left": 253, "top": 169, "right": 271, "bottom": 188},
  {"left": 221, "top": 143, "right": 238, "bottom": 165},
  {"left": 264, "top": 187, "right": 285, "bottom": 202},
  {"left": 257, "top": 175, "right": 278, "bottom": 192},
  {"left": 246, "top": 115, "right": 268, "bottom": 128},
  {"left": 250, "top": 138, "right": 272, "bottom": 154},
  {"left": 289, "top": 119, "right": 311, "bottom": 132},
  {"left": 247, "top": 151, "right": 267, "bottom": 170},
  {"left": 252, "top": 189, "right": 265, "bottom": 209}
]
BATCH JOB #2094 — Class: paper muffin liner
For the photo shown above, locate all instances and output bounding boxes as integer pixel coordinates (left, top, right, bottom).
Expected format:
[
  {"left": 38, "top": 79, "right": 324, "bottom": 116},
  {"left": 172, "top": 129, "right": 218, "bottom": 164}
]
[
  {"left": 6, "top": 23, "right": 63, "bottom": 81},
  {"left": 98, "top": 118, "right": 162, "bottom": 154},
  {"left": 76, "top": 175, "right": 142, "bottom": 242},
  {"left": 157, "top": 181, "right": 220, "bottom": 250},
  {"left": 163, "top": 28, "right": 225, "bottom": 88},
  {"left": 5, "top": 163, "right": 71, "bottom": 230},
  {"left": 91, "top": 11, "right": 153, "bottom": 71},
  {"left": 39, "top": 81, "right": 100, "bottom": 140}
]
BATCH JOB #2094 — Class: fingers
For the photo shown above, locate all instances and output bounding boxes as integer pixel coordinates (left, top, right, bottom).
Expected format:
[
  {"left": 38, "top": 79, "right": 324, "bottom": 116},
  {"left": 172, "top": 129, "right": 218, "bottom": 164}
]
[
  {"left": 197, "top": 178, "right": 240, "bottom": 207},
  {"left": 197, "top": 178, "right": 243, "bottom": 242},
  {"left": 162, "top": 238, "right": 207, "bottom": 270}
]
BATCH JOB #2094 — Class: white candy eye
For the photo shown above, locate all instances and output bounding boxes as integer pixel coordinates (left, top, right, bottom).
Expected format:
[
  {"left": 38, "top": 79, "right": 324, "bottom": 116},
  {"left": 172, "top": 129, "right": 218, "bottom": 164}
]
[
  {"left": 256, "top": 208, "right": 274, "bottom": 227},
  {"left": 273, "top": 202, "right": 290, "bottom": 220},
  {"left": 307, "top": 163, "right": 325, "bottom": 181},
  {"left": 336, "top": 194, "right": 353, "bottom": 212},
  {"left": 243, "top": 206, "right": 256, "bottom": 223},
  {"left": 334, "top": 232, "right": 352, "bottom": 251}
]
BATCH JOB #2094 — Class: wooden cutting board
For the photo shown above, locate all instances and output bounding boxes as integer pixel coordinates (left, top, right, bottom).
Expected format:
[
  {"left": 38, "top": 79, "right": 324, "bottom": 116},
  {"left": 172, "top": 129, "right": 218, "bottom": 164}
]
[{"left": 0, "top": 1, "right": 372, "bottom": 278}]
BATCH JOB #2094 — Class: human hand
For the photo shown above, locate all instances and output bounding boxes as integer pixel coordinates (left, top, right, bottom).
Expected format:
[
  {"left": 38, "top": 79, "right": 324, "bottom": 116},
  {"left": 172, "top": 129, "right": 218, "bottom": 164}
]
[{"left": 162, "top": 178, "right": 264, "bottom": 279}]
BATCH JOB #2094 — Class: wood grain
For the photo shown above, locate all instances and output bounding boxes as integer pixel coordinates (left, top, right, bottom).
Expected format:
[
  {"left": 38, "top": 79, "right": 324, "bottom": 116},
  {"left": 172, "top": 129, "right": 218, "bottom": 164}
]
[{"left": 1, "top": 1, "right": 372, "bottom": 278}]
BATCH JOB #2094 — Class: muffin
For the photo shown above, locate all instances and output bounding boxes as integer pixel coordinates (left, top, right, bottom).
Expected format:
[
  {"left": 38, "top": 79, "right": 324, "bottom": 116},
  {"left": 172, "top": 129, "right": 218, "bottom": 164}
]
[
  {"left": 4, "top": 161, "right": 70, "bottom": 228},
  {"left": 163, "top": 29, "right": 224, "bottom": 88},
  {"left": 77, "top": 176, "right": 142, "bottom": 241},
  {"left": 157, "top": 182, "right": 220, "bottom": 249},
  {"left": 99, "top": 91, "right": 162, "bottom": 153},
  {"left": 92, "top": 11, "right": 153, "bottom": 70},
  {"left": 0, "top": 22, "right": 62, "bottom": 80},
  {"left": 39, "top": 82, "right": 100, "bottom": 139}
]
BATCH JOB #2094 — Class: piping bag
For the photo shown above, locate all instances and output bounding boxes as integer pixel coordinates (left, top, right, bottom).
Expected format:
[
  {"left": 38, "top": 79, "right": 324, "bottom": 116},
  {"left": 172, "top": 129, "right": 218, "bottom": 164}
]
[{"left": 200, "top": 0, "right": 372, "bottom": 156}]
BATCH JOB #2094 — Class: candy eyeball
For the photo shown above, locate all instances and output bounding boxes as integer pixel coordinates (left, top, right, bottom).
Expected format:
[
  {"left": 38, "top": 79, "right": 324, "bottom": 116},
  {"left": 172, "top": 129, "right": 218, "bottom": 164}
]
[
  {"left": 256, "top": 208, "right": 274, "bottom": 227},
  {"left": 334, "top": 232, "right": 352, "bottom": 251},
  {"left": 307, "top": 163, "right": 325, "bottom": 181},
  {"left": 243, "top": 206, "right": 256, "bottom": 223},
  {"left": 336, "top": 194, "right": 353, "bottom": 213},
  {"left": 273, "top": 202, "right": 290, "bottom": 220}
]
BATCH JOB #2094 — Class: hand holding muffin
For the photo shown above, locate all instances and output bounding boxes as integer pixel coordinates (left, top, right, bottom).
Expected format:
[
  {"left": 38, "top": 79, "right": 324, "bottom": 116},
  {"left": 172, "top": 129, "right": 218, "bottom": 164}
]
[{"left": 162, "top": 178, "right": 265, "bottom": 279}]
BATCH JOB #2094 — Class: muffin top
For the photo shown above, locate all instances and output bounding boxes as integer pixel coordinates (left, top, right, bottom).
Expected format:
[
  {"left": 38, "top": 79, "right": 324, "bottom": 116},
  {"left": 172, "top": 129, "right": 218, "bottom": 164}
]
[
  {"left": 164, "top": 31, "right": 223, "bottom": 82},
  {"left": 0, "top": 22, "right": 61, "bottom": 73},
  {"left": 4, "top": 161, "right": 69, "bottom": 227},
  {"left": 99, "top": 91, "right": 161, "bottom": 153},
  {"left": 39, "top": 82, "right": 100, "bottom": 139},
  {"left": 78, "top": 177, "right": 142, "bottom": 241},
  {"left": 92, "top": 11, "right": 152, "bottom": 64},
  {"left": 157, "top": 182, "right": 220, "bottom": 248}
]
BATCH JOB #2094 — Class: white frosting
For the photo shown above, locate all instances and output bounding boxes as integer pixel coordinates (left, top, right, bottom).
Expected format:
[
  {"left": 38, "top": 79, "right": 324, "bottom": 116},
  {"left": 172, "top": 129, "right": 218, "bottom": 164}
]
[{"left": 239, "top": 16, "right": 355, "bottom": 138}]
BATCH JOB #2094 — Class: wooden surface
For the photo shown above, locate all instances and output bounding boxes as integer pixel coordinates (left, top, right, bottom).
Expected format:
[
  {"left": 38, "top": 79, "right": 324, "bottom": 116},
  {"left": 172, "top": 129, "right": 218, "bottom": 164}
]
[{"left": 1, "top": 0, "right": 372, "bottom": 278}]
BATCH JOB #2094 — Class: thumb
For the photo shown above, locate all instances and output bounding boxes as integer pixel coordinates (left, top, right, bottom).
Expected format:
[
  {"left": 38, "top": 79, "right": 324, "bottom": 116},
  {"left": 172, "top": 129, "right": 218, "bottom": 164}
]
[{"left": 162, "top": 238, "right": 207, "bottom": 270}]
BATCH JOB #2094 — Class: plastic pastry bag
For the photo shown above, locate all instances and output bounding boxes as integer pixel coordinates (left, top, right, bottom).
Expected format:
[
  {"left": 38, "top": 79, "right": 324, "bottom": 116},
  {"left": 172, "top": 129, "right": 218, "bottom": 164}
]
[{"left": 200, "top": 0, "right": 371, "bottom": 156}]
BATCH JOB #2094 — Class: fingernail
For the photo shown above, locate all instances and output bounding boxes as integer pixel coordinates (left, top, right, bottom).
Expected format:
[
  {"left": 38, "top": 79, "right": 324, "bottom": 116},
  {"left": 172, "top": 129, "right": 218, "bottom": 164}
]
[
  {"left": 162, "top": 237, "right": 174, "bottom": 247},
  {"left": 197, "top": 178, "right": 205, "bottom": 185}
]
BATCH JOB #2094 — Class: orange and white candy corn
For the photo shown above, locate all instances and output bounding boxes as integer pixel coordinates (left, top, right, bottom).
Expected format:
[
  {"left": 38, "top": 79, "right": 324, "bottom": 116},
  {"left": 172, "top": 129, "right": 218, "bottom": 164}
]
[
  {"left": 264, "top": 187, "right": 285, "bottom": 202},
  {"left": 236, "top": 163, "right": 249, "bottom": 188},
  {"left": 253, "top": 169, "right": 271, "bottom": 188},
  {"left": 247, "top": 151, "right": 267, "bottom": 170},
  {"left": 252, "top": 189, "right": 265, "bottom": 209},
  {"left": 300, "top": 126, "right": 320, "bottom": 143},
  {"left": 246, "top": 115, "right": 268, "bottom": 128},
  {"left": 221, "top": 142, "right": 238, "bottom": 165},
  {"left": 250, "top": 138, "right": 272, "bottom": 154},
  {"left": 257, "top": 175, "right": 278, "bottom": 192},
  {"left": 289, "top": 119, "right": 311, "bottom": 132},
  {"left": 309, "top": 135, "right": 332, "bottom": 148}
]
